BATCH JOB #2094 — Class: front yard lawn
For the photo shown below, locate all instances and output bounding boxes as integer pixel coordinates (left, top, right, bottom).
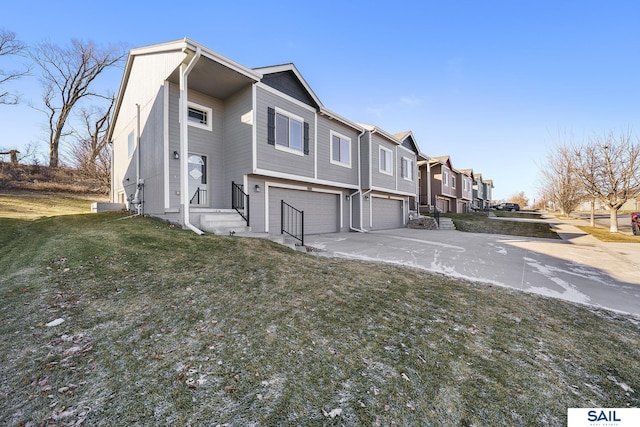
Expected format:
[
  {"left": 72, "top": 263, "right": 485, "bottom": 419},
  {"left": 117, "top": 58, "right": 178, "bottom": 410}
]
[{"left": 1, "top": 212, "right": 638, "bottom": 426}]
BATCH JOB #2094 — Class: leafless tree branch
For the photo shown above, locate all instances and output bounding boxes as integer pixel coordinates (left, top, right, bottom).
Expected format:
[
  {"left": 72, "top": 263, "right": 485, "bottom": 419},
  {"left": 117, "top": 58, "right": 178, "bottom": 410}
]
[
  {"left": 31, "top": 39, "right": 126, "bottom": 167},
  {"left": 0, "top": 28, "right": 30, "bottom": 105}
]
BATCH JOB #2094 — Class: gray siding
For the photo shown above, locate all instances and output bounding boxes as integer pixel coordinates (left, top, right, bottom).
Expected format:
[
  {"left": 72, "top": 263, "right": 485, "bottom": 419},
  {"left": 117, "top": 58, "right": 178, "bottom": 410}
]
[
  {"left": 187, "top": 90, "right": 225, "bottom": 208},
  {"left": 256, "top": 86, "right": 315, "bottom": 177},
  {"left": 396, "top": 148, "right": 417, "bottom": 195},
  {"left": 316, "top": 116, "right": 359, "bottom": 186},
  {"left": 168, "top": 83, "right": 181, "bottom": 209},
  {"left": 167, "top": 85, "right": 225, "bottom": 208},
  {"left": 371, "top": 135, "right": 396, "bottom": 189},
  {"left": 222, "top": 86, "right": 253, "bottom": 205},
  {"left": 138, "top": 87, "right": 166, "bottom": 214},
  {"left": 360, "top": 133, "right": 370, "bottom": 189}
]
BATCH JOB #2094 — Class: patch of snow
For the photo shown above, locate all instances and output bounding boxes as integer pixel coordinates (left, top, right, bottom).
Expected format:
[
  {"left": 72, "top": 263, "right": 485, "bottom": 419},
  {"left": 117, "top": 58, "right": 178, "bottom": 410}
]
[
  {"left": 323, "top": 408, "right": 342, "bottom": 418},
  {"left": 523, "top": 257, "right": 591, "bottom": 303},
  {"left": 45, "top": 318, "right": 64, "bottom": 327}
]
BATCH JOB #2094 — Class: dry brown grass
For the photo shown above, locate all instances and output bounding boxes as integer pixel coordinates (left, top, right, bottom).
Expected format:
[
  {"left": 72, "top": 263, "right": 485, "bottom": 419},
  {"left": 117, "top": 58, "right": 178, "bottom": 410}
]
[{"left": 0, "top": 161, "right": 108, "bottom": 194}]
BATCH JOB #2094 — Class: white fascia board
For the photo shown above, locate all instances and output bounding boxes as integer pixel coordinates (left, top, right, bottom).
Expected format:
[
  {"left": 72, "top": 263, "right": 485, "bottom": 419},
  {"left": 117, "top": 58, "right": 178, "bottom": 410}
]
[
  {"left": 370, "top": 186, "right": 416, "bottom": 197},
  {"left": 253, "top": 168, "right": 359, "bottom": 190},
  {"left": 368, "top": 125, "right": 403, "bottom": 146},
  {"left": 185, "top": 39, "right": 262, "bottom": 82},
  {"left": 108, "top": 40, "right": 189, "bottom": 142},
  {"left": 319, "top": 107, "right": 365, "bottom": 132}
]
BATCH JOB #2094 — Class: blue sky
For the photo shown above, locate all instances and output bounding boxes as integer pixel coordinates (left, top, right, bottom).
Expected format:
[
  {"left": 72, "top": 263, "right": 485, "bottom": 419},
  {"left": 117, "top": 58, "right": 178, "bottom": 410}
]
[{"left": 1, "top": 0, "right": 639, "bottom": 201}]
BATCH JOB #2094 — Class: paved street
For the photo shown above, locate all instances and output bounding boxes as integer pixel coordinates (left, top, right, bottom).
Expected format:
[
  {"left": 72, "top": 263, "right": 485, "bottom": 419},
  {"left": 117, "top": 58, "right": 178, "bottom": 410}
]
[{"left": 305, "top": 216, "right": 640, "bottom": 317}]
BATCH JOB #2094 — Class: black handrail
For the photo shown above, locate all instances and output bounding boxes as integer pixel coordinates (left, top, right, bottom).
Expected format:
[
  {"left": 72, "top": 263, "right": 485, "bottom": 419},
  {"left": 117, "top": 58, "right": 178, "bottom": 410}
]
[
  {"left": 190, "top": 187, "right": 207, "bottom": 205},
  {"left": 231, "top": 181, "right": 250, "bottom": 226},
  {"left": 281, "top": 200, "right": 304, "bottom": 246}
]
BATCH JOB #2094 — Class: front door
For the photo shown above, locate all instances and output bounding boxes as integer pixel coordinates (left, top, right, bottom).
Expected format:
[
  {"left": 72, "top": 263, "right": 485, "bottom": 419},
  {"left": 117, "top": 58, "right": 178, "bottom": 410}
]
[{"left": 188, "top": 154, "right": 207, "bottom": 206}]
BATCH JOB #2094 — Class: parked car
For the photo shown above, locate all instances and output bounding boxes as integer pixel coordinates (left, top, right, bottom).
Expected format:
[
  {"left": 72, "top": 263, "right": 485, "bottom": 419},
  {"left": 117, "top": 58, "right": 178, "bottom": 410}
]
[
  {"left": 632, "top": 212, "right": 640, "bottom": 235},
  {"left": 496, "top": 203, "right": 520, "bottom": 211}
]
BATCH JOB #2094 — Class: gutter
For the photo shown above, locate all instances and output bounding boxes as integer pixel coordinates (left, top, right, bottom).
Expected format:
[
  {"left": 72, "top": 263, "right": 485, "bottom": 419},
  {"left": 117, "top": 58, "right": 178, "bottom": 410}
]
[
  {"left": 131, "top": 103, "right": 143, "bottom": 215},
  {"left": 350, "top": 127, "right": 367, "bottom": 233},
  {"left": 179, "top": 46, "right": 204, "bottom": 235}
]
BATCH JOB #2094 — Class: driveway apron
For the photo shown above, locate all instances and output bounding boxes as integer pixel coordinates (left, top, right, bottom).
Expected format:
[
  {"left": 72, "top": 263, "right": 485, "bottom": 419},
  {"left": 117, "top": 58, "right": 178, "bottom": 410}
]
[{"left": 305, "top": 225, "right": 640, "bottom": 317}]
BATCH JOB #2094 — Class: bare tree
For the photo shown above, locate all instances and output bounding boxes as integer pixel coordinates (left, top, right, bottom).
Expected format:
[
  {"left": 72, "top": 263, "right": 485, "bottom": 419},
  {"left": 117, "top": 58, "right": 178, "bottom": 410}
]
[
  {"left": 31, "top": 39, "right": 125, "bottom": 168},
  {"left": 573, "top": 130, "right": 640, "bottom": 232},
  {"left": 540, "top": 143, "right": 585, "bottom": 217},
  {"left": 69, "top": 96, "right": 114, "bottom": 190},
  {"left": 0, "top": 28, "right": 30, "bottom": 105},
  {"left": 508, "top": 191, "right": 529, "bottom": 208}
]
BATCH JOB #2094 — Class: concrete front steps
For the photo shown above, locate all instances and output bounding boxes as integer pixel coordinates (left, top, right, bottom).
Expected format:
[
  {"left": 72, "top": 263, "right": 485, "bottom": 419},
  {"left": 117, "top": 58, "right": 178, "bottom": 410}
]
[
  {"left": 199, "top": 210, "right": 249, "bottom": 235},
  {"left": 437, "top": 217, "right": 456, "bottom": 230}
]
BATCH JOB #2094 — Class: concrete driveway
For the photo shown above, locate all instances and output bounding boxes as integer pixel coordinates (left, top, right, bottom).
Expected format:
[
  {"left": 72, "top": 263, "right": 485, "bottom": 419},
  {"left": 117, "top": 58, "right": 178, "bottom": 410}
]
[{"left": 305, "top": 218, "right": 640, "bottom": 317}]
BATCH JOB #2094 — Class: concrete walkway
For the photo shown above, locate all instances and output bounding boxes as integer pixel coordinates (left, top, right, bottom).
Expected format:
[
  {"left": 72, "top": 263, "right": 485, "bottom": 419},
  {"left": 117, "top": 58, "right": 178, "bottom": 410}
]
[{"left": 304, "top": 215, "right": 640, "bottom": 317}]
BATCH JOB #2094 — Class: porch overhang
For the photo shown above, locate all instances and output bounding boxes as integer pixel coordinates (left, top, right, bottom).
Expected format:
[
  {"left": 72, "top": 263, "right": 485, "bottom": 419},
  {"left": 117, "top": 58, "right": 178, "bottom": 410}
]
[{"left": 167, "top": 43, "right": 261, "bottom": 99}]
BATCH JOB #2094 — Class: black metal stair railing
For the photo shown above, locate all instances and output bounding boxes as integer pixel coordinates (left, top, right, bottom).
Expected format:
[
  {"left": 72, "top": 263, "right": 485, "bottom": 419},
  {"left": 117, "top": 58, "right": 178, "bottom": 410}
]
[
  {"left": 231, "top": 181, "right": 250, "bottom": 226},
  {"left": 281, "top": 200, "right": 304, "bottom": 246},
  {"left": 190, "top": 187, "right": 207, "bottom": 205}
]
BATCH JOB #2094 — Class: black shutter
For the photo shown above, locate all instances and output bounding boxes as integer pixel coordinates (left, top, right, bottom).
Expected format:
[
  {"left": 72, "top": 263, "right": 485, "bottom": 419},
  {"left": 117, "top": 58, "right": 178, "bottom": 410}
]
[
  {"left": 303, "top": 122, "right": 309, "bottom": 155},
  {"left": 267, "top": 107, "right": 275, "bottom": 145}
]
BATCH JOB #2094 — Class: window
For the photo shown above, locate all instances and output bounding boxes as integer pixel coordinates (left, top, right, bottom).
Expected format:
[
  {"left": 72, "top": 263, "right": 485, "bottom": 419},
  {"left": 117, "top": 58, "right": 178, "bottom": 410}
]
[
  {"left": 187, "top": 102, "right": 212, "bottom": 131},
  {"left": 451, "top": 176, "right": 456, "bottom": 189},
  {"left": 401, "top": 157, "right": 414, "bottom": 180},
  {"left": 127, "top": 131, "right": 135, "bottom": 158},
  {"left": 443, "top": 171, "right": 448, "bottom": 186},
  {"left": 379, "top": 147, "right": 393, "bottom": 175},
  {"left": 267, "top": 107, "right": 309, "bottom": 155},
  {"left": 330, "top": 131, "right": 351, "bottom": 167},
  {"left": 275, "top": 109, "right": 304, "bottom": 154}
]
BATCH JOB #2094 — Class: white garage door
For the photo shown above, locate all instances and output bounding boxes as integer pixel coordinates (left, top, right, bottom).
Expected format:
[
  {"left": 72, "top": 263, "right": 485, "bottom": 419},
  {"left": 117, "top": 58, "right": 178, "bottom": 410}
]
[
  {"left": 269, "top": 188, "right": 340, "bottom": 235},
  {"left": 372, "top": 197, "right": 403, "bottom": 230}
]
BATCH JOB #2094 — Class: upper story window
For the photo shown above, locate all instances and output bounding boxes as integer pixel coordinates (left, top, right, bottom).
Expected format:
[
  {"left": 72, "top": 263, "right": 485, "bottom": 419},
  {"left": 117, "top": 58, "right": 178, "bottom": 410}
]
[
  {"left": 379, "top": 146, "right": 393, "bottom": 175},
  {"left": 127, "top": 131, "right": 135, "bottom": 158},
  {"left": 187, "top": 102, "right": 212, "bottom": 131},
  {"left": 401, "top": 157, "right": 414, "bottom": 181},
  {"left": 443, "top": 171, "right": 448, "bottom": 186},
  {"left": 267, "top": 107, "right": 309, "bottom": 155},
  {"left": 451, "top": 175, "right": 456, "bottom": 189},
  {"left": 330, "top": 130, "right": 351, "bottom": 168},
  {"left": 276, "top": 108, "right": 304, "bottom": 155}
]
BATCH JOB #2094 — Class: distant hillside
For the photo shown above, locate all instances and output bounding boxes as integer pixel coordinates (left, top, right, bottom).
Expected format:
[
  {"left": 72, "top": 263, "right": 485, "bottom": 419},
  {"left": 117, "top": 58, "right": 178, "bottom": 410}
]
[{"left": 0, "top": 161, "right": 109, "bottom": 194}]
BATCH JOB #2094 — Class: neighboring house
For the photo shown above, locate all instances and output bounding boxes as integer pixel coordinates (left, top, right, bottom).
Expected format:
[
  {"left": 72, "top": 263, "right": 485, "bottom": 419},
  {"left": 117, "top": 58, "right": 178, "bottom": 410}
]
[
  {"left": 422, "top": 156, "right": 457, "bottom": 213},
  {"left": 108, "top": 38, "right": 418, "bottom": 235},
  {"left": 456, "top": 169, "right": 474, "bottom": 213},
  {"left": 484, "top": 179, "right": 494, "bottom": 207},
  {"left": 472, "top": 174, "right": 494, "bottom": 209}
]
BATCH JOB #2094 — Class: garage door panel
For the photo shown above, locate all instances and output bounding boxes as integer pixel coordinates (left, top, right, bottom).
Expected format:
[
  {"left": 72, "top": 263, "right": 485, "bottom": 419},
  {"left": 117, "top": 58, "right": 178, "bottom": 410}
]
[
  {"left": 372, "top": 198, "right": 403, "bottom": 230},
  {"left": 269, "top": 188, "right": 339, "bottom": 235}
]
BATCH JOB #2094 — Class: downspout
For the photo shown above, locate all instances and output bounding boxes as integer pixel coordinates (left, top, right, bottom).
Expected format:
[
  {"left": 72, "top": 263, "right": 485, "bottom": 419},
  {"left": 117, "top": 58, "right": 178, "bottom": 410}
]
[
  {"left": 109, "top": 140, "right": 114, "bottom": 202},
  {"left": 350, "top": 126, "right": 367, "bottom": 232},
  {"left": 179, "top": 46, "right": 204, "bottom": 235},
  {"left": 131, "top": 103, "right": 143, "bottom": 215}
]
